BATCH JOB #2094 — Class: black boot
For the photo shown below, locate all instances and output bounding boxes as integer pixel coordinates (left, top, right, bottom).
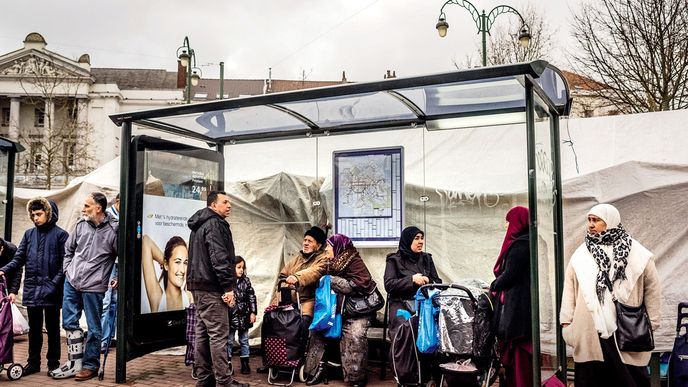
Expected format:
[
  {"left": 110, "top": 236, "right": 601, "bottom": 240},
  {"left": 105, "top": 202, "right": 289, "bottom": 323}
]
[
  {"left": 306, "top": 362, "right": 328, "bottom": 385},
  {"left": 240, "top": 357, "right": 250, "bottom": 374}
]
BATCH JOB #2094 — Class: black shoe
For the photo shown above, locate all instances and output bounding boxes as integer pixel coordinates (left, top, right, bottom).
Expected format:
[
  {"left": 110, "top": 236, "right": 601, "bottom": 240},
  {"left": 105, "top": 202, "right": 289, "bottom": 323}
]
[
  {"left": 23, "top": 363, "right": 40, "bottom": 376},
  {"left": 228, "top": 379, "right": 250, "bottom": 387},
  {"left": 256, "top": 366, "right": 269, "bottom": 374},
  {"left": 240, "top": 357, "right": 250, "bottom": 374},
  {"left": 306, "top": 362, "right": 328, "bottom": 386}
]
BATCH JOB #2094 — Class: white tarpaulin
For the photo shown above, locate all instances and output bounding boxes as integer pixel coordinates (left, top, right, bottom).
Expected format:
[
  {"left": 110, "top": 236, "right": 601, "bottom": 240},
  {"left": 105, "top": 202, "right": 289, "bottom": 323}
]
[{"left": 8, "top": 110, "right": 688, "bottom": 352}]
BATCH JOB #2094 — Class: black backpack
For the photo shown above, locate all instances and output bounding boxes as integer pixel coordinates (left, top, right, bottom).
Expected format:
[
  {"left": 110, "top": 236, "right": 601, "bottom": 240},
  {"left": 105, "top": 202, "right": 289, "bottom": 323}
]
[{"left": 390, "top": 314, "right": 421, "bottom": 385}]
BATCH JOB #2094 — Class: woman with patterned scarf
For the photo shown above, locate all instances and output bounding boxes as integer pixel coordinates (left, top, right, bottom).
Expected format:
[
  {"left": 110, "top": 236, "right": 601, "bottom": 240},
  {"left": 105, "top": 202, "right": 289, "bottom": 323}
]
[
  {"left": 304, "top": 234, "right": 376, "bottom": 387},
  {"left": 560, "top": 204, "right": 661, "bottom": 387}
]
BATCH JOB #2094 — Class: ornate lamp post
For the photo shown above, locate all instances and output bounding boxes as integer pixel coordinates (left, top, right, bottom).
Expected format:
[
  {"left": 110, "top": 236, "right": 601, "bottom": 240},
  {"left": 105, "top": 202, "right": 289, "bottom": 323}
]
[
  {"left": 177, "top": 36, "right": 202, "bottom": 104},
  {"left": 435, "top": 0, "right": 532, "bottom": 67}
]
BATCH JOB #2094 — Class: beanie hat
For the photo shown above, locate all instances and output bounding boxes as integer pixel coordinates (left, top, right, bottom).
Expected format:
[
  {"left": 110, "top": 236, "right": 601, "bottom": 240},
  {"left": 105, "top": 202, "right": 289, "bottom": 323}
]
[{"left": 304, "top": 226, "right": 327, "bottom": 246}]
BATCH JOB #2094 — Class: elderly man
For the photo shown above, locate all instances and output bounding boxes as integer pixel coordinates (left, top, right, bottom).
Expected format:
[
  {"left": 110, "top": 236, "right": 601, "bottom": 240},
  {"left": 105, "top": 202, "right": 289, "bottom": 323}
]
[
  {"left": 187, "top": 191, "right": 248, "bottom": 387},
  {"left": 50, "top": 192, "right": 118, "bottom": 381}
]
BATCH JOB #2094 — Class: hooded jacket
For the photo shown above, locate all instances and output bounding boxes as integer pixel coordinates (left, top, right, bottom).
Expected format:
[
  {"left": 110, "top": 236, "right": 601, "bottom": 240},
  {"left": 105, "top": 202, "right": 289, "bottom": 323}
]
[
  {"left": 0, "top": 239, "right": 19, "bottom": 295},
  {"left": 64, "top": 211, "right": 118, "bottom": 293},
  {"left": 186, "top": 207, "right": 236, "bottom": 293},
  {"left": 0, "top": 198, "right": 68, "bottom": 306}
]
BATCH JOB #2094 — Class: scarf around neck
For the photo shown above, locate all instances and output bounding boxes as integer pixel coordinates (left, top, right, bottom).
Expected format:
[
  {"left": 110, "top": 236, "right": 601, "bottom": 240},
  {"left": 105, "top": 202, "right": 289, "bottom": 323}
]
[{"left": 585, "top": 224, "right": 632, "bottom": 304}]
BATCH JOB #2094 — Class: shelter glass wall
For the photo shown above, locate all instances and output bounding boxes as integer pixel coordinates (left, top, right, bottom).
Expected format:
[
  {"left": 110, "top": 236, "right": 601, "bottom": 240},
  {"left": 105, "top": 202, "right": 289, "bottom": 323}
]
[
  {"left": 0, "top": 149, "right": 7, "bottom": 238},
  {"left": 223, "top": 122, "right": 531, "bottom": 302},
  {"left": 533, "top": 93, "right": 559, "bottom": 380}
]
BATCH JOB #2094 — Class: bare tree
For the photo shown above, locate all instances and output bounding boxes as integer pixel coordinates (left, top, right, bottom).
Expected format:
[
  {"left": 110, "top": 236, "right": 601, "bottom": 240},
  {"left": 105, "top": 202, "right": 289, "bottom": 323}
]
[
  {"left": 571, "top": 0, "right": 688, "bottom": 112},
  {"left": 453, "top": 4, "right": 555, "bottom": 69},
  {"left": 485, "top": 5, "right": 555, "bottom": 66},
  {"left": 15, "top": 54, "right": 95, "bottom": 189}
]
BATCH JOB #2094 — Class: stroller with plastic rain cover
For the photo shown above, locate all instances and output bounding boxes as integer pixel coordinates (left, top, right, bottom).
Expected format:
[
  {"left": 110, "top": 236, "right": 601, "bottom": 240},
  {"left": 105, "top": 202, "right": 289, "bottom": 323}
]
[
  {"left": 0, "top": 277, "right": 23, "bottom": 381},
  {"left": 669, "top": 302, "right": 688, "bottom": 386},
  {"left": 261, "top": 280, "right": 308, "bottom": 386},
  {"left": 427, "top": 281, "right": 499, "bottom": 387}
]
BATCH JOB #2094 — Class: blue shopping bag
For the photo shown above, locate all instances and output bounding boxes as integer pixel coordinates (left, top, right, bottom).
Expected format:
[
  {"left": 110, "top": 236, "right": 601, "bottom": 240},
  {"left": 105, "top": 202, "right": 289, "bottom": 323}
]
[
  {"left": 416, "top": 288, "right": 440, "bottom": 354},
  {"left": 324, "top": 313, "right": 342, "bottom": 339},
  {"left": 309, "top": 275, "right": 337, "bottom": 332}
]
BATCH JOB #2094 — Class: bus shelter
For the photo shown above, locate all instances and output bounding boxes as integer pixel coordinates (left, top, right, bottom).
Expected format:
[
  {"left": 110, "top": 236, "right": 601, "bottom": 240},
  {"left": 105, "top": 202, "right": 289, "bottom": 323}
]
[
  {"left": 109, "top": 60, "right": 572, "bottom": 385},
  {"left": 0, "top": 137, "right": 24, "bottom": 241}
]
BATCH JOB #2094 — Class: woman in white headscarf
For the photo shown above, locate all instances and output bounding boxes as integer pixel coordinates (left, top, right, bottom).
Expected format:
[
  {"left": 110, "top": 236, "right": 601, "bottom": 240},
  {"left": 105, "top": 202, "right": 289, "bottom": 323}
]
[{"left": 560, "top": 204, "right": 661, "bottom": 387}]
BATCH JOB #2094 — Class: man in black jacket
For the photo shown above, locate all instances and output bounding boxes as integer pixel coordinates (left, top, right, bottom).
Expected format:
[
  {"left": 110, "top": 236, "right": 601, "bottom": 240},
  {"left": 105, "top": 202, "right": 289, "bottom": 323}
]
[{"left": 187, "top": 191, "right": 248, "bottom": 387}]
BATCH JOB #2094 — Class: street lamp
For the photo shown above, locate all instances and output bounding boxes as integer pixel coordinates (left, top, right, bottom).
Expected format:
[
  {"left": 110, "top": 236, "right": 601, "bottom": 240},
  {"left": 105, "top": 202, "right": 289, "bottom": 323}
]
[
  {"left": 176, "top": 36, "right": 202, "bottom": 103},
  {"left": 436, "top": 0, "right": 531, "bottom": 67}
]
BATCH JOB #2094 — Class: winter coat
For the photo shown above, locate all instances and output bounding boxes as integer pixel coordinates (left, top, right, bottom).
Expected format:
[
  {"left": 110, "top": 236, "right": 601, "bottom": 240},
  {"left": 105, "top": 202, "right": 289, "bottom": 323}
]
[
  {"left": 490, "top": 234, "right": 531, "bottom": 341},
  {"left": 0, "top": 239, "right": 19, "bottom": 295},
  {"left": 229, "top": 275, "right": 257, "bottom": 331},
  {"left": 560, "top": 247, "right": 661, "bottom": 366},
  {"left": 384, "top": 250, "right": 441, "bottom": 302},
  {"left": 64, "top": 212, "right": 118, "bottom": 293},
  {"left": 1, "top": 198, "right": 68, "bottom": 306},
  {"left": 271, "top": 249, "right": 328, "bottom": 317},
  {"left": 186, "top": 207, "right": 236, "bottom": 293},
  {"left": 328, "top": 246, "right": 376, "bottom": 313}
]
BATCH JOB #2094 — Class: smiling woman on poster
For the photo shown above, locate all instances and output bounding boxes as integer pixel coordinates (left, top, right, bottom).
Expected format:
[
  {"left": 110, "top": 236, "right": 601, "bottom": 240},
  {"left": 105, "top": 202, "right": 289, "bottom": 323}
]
[{"left": 142, "top": 234, "right": 193, "bottom": 312}]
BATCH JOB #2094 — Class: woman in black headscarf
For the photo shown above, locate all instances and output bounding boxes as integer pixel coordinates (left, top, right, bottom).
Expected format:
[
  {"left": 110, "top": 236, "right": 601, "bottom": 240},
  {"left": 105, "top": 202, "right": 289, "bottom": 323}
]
[{"left": 383, "top": 226, "right": 442, "bottom": 338}]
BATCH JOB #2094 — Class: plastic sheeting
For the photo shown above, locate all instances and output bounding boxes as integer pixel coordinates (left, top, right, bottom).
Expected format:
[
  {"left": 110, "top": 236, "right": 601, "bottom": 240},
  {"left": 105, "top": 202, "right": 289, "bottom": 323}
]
[{"left": 7, "top": 110, "right": 688, "bottom": 353}]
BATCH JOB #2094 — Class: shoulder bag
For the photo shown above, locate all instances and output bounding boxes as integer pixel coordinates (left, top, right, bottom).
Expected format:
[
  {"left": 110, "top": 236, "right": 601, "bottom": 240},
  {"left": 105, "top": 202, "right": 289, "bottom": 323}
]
[
  {"left": 615, "top": 300, "right": 654, "bottom": 352},
  {"left": 344, "top": 286, "right": 385, "bottom": 317}
]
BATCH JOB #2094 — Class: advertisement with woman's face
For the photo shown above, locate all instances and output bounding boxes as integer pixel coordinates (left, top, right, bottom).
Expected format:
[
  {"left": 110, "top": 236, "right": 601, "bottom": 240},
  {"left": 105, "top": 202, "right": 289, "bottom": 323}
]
[{"left": 140, "top": 150, "right": 219, "bottom": 314}]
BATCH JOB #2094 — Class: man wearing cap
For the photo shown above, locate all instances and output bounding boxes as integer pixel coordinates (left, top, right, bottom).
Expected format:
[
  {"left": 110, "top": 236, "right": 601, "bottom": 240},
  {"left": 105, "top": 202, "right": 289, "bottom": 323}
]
[
  {"left": 258, "top": 226, "right": 328, "bottom": 374},
  {"left": 272, "top": 226, "right": 328, "bottom": 322}
]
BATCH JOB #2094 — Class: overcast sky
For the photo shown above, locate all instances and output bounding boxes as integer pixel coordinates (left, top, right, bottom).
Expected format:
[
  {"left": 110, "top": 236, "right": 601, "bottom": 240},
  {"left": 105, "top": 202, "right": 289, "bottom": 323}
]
[{"left": 1, "top": 0, "right": 581, "bottom": 82}]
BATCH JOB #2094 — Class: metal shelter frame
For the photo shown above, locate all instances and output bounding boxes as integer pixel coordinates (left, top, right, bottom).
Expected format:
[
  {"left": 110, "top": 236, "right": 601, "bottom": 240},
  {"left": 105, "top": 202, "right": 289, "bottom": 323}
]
[{"left": 110, "top": 60, "right": 572, "bottom": 386}]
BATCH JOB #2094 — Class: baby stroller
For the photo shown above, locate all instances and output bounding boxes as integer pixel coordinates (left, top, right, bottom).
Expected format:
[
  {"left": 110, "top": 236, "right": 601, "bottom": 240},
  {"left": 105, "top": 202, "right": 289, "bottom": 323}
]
[
  {"left": 669, "top": 302, "right": 688, "bottom": 386},
  {"left": 423, "top": 282, "right": 499, "bottom": 387},
  {"left": 261, "top": 280, "right": 307, "bottom": 386},
  {"left": 0, "top": 277, "right": 23, "bottom": 381}
]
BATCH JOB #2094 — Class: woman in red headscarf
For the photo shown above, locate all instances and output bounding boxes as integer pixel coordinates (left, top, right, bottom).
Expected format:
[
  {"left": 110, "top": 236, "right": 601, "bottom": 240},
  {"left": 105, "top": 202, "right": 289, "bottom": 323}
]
[{"left": 490, "top": 206, "right": 532, "bottom": 387}]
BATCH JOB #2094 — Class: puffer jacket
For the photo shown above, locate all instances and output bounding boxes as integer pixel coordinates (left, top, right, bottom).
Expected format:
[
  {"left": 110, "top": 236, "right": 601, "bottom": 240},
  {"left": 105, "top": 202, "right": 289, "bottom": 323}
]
[
  {"left": 229, "top": 275, "right": 257, "bottom": 331},
  {"left": 0, "top": 198, "right": 68, "bottom": 306},
  {"left": 0, "top": 239, "right": 19, "bottom": 295},
  {"left": 186, "top": 207, "right": 236, "bottom": 293},
  {"left": 64, "top": 212, "right": 118, "bottom": 293}
]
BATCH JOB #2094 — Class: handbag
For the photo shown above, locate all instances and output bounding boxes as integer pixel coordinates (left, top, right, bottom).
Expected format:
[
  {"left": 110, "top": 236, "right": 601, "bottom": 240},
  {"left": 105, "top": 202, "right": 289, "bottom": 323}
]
[
  {"left": 615, "top": 300, "right": 654, "bottom": 352},
  {"left": 344, "top": 286, "right": 385, "bottom": 317}
]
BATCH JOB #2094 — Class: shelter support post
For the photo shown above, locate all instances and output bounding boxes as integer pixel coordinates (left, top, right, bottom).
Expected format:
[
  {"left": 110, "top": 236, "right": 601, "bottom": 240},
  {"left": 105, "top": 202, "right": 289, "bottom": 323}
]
[
  {"left": 116, "top": 121, "right": 132, "bottom": 383},
  {"left": 552, "top": 117, "right": 568, "bottom": 380},
  {"left": 4, "top": 150, "right": 16, "bottom": 241},
  {"left": 525, "top": 81, "right": 542, "bottom": 387}
]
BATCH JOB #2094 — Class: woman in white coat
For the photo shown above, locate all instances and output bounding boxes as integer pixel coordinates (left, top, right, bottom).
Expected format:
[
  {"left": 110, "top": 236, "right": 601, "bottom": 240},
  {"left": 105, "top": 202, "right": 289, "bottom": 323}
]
[{"left": 560, "top": 203, "right": 661, "bottom": 387}]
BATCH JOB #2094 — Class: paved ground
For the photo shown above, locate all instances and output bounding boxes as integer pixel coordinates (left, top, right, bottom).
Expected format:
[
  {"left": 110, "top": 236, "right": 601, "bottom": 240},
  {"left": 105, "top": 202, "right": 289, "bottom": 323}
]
[
  {"left": 3, "top": 334, "right": 581, "bottom": 386},
  {"left": 1, "top": 334, "right": 396, "bottom": 386}
]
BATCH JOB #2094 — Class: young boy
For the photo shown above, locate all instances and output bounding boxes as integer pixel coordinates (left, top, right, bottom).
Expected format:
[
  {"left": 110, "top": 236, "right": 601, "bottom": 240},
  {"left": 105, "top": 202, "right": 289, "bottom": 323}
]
[{"left": 0, "top": 197, "right": 68, "bottom": 375}]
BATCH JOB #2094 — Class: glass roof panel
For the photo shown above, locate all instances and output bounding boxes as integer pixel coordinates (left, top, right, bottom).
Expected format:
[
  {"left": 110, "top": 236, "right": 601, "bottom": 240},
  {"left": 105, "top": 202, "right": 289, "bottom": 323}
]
[
  {"left": 154, "top": 105, "right": 309, "bottom": 138},
  {"left": 397, "top": 76, "right": 525, "bottom": 116},
  {"left": 275, "top": 91, "right": 417, "bottom": 127}
]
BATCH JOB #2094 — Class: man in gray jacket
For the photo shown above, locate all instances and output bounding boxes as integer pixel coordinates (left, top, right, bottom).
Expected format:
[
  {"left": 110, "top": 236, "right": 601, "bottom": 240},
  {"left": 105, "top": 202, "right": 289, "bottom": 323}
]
[{"left": 50, "top": 192, "right": 118, "bottom": 381}]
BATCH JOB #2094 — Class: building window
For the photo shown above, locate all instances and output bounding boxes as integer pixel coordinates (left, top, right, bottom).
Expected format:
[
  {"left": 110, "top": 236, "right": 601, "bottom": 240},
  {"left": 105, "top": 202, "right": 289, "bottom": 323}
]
[
  {"left": 34, "top": 108, "right": 45, "bottom": 127},
  {"left": 1, "top": 108, "right": 9, "bottom": 127},
  {"left": 29, "top": 142, "right": 42, "bottom": 173},
  {"left": 67, "top": 100, "right": 78, "bottom": 121},
  {"left": 64, "top": 141, "right": 76, "bottom": 169}
]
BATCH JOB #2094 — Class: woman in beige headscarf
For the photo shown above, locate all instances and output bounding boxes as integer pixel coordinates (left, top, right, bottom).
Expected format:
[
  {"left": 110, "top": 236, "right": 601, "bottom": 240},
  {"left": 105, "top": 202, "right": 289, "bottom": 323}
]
[{"left": 560, "top": 203, "right": 661, "bottom": 387}]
